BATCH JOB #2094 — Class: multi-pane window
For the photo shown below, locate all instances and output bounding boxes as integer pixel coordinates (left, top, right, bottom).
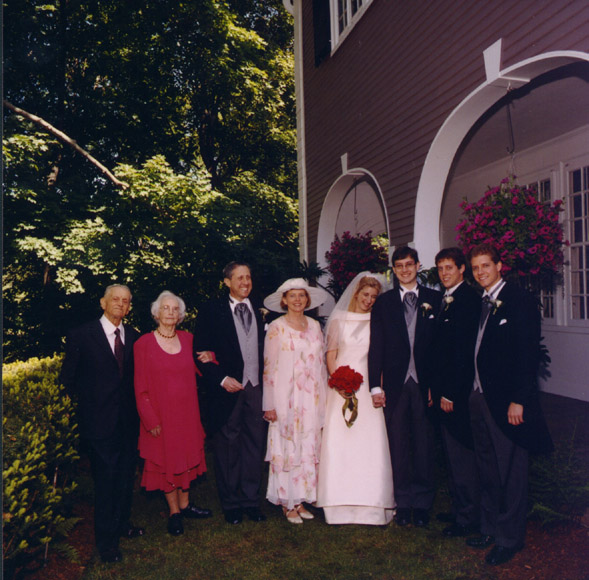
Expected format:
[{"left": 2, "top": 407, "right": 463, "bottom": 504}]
[
  {"left": 331, "top": 0, "right": 372, "bottom": 47},
  {"left": 569, "top": 165, "right": 589, "bottom": 321}
]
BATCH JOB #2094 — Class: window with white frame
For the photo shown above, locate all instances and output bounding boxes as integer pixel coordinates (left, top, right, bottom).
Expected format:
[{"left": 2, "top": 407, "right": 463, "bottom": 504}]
[
  {"left": 569, "top": 164, "right": 589, "bottom": 321},
  {"left": 330, "top": 0, "right": 373, "bottom": 50}
]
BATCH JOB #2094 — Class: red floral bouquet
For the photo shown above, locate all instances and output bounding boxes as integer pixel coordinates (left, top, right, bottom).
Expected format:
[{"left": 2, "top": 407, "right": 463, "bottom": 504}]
[{"left": 328, "top": 365, "right": 364, "bottom": 427}]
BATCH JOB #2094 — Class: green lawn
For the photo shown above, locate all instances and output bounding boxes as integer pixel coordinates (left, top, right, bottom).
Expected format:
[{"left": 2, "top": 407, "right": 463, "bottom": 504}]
[{"left": 79, "top": 456, "right": 498, "bottom": 580}]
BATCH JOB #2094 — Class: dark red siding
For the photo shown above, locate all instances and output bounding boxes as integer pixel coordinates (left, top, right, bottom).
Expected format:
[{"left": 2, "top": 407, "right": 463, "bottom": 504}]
[{"left": 301, "top": 0, "right": 589, "bottom": 260}]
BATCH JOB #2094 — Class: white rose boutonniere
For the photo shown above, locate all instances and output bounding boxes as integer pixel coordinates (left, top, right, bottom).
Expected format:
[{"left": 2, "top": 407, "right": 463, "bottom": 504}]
[
  {"left": 421, "top": 303, "right": 433, "bottom": 317},
  {"left": 491, "top": 299, "right": 503, "bottom": 315},
  {"left": 443, "top": 296, "right": 454, "bottom": 311}
]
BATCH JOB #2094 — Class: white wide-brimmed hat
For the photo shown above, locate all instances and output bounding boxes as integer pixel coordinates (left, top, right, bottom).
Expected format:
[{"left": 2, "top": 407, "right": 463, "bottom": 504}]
[{"left": 264, "top": 278, "right": 328, "bottom": 312}]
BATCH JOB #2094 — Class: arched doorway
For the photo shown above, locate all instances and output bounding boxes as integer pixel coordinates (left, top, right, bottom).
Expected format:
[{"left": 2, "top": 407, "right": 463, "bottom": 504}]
[
  {"left": 413, "top": 43, "right": 589, "bottom": 266},
  {"left": 316, "top": 169, "right": 388, "bottom": 269}
]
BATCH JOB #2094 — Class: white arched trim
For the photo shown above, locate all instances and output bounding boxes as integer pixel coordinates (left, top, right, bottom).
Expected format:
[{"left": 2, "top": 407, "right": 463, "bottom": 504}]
[
  {"left": 414, "top": 45, "right": 589, "bottom": 267},
  {"left": 316, "top": 167, "right": 389, "bottom": 268}
]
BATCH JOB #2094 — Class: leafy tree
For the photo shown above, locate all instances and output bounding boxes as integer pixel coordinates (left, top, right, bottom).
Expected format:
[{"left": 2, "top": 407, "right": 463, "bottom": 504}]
[{"left": 3, "top": 1, "right": 298, "bottom": 361}]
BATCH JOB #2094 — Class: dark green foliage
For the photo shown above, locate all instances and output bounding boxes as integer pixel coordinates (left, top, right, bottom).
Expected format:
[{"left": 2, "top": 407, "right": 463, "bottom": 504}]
[
  {"left": 2, "top": 355, "right": 80, "bottom": 576},
  {"left": 3, "top": 1, "right": 298, "bottom": 361},
  {"left": 529, "top": 430, "right": 589, "bottom": 526}
]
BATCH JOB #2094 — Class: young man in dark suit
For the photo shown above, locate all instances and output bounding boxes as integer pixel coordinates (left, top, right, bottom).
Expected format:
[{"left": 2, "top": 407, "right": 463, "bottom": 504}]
[
  {"left": 467, "top": 243, "right": 552, "bottom": 565},
  {"left": 60, "top": 284, "right": 144, "bottom": 563},
  {"left": 194, "top": 262, "right": 266, "bottom": 525},
  {"left": 431, "top": 247, "right": 481, "bottom": 537},
  {"left": 368, "top": 246, "right": 442, "bottom": 527}
]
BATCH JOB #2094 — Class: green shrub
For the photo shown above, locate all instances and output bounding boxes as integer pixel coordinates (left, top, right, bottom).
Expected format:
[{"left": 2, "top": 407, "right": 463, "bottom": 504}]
[
  {"left": 529, "top": 428, "right": 589, "bottom": 526},
  {"left": 3, "top": 355, "right": 80, "bottom": 577}
]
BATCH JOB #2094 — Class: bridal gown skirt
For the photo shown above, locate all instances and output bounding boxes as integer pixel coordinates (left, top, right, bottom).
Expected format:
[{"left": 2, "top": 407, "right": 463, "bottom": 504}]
[{"left": 317, "top": 315, "right": 395, "bottom": 525}]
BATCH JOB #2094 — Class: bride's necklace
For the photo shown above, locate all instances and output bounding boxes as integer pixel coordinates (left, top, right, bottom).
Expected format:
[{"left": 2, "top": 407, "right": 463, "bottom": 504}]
[{"left": 156, "top": 328, "right": 177, "bottom": 339}]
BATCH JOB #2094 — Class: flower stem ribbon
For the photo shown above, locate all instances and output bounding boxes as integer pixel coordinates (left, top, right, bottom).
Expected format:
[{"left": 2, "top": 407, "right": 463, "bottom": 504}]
[{"left": 328, "top": 365, "right": 363, "bottom": 428}]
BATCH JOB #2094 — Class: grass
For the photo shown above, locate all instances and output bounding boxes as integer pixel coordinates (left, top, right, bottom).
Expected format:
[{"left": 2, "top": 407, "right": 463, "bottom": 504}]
[{"left": 77, "top": 453, "right": 499, "bottom": 580}]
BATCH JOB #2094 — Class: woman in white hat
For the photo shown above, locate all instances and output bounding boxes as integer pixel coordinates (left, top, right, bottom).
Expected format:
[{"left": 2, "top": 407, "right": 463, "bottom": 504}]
[{"left": 262, "top": 278, "right": 328, "bottom": 524}]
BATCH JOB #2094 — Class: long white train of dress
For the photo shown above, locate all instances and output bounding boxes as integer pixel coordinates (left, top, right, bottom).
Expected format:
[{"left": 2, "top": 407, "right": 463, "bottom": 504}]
[{"left": 317, "top": 312, "right": 395, "bottom": 524}]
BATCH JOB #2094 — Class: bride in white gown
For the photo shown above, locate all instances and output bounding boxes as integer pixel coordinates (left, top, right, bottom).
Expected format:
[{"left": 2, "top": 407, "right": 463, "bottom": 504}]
[{"left": 317, "top": 272, "right": 395, "bottom": 525}]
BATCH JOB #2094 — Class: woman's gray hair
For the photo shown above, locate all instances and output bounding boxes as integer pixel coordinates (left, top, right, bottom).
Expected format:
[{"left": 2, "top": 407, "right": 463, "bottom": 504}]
[{"left": 151, "top": 291, "right": 186, "bottom": 323}]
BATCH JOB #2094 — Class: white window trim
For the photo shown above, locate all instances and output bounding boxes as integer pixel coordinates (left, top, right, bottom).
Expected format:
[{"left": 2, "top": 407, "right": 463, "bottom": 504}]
[
  {"left": 330, "top": 0, "right": 373, "bottom": 54},
  {"left": 564, "top": 155, "right": 589, "bottom": 328}
]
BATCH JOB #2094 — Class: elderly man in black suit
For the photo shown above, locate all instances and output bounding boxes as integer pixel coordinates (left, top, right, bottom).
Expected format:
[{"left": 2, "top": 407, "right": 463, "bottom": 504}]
[
  {"left": 431, "top": 247, "right": 481, "bottom": 538},
  {"left": 368, "top": 246, "right": 442, "bottom": 527},
  {"left": 466, "top": 243, "right": 552, "bottom": 566},
  {"left": 60, "top": 284, "right": 144, "bottom": 563},
  {"left": 194, "top": 262, "right": 266, "bottom": 525}
]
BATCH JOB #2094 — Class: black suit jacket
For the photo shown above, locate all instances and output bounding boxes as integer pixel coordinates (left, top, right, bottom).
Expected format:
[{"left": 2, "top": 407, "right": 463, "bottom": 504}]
[
  {"left": 368, "top": 284, "right": 442, "bottom": 410},
  {"left": 60, "top": 319, "right": 140, "bottom": 441},
  {"left": 193, "top": 296, "right": 265, "bottom": 435},
  {"left": 476, "top": 281, "right": 552, "bottom": 453},
  {"left": 431, "top": 282, "right": 481, "bottom": 446}
]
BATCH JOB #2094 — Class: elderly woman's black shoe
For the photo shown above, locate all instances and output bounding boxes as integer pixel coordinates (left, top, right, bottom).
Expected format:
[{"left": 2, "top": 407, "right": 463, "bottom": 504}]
[
  {"left": 180, "top": 504, "right": 213, "bottom": 519},
  {"left": 167, "top": 513, "right": 184, "bottom": 535}
]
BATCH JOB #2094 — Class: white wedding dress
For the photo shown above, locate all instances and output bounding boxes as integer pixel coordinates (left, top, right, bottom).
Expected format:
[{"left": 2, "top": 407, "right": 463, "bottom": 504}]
[{"left": 317, "top": 311, "right": 395, "bottom": 524}]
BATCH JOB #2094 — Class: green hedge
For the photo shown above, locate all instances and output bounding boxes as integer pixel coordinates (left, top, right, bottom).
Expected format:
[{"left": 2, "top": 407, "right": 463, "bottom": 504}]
[{"left": 3, "top": 355, "right": 80, "bottom": 577}]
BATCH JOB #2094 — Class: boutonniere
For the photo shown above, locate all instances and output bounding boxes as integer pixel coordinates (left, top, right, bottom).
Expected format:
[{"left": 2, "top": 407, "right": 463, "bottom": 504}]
[
  {"left": 443, "top": 296, "right": 454, "bottom": 311},
  {"left": 421, "top": 303, "right": 433, "bottom": 317},
  {"left": 491, "top": 299, "right": 503, "bottom": 315},
  {"left": 259, "top": 307, "right": 270, "bottom": 323}
]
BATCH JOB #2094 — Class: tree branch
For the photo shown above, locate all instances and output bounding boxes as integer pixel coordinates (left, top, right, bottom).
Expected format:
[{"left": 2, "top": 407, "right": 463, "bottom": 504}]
[{"left": 3, "top": 100, "right": 129, "bottom": 190}]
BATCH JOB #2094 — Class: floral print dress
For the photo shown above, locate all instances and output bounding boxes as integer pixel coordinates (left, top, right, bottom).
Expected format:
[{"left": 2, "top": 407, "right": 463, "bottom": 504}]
[{"left": 263, "top": 316, "right": 327, "bottom": 509}]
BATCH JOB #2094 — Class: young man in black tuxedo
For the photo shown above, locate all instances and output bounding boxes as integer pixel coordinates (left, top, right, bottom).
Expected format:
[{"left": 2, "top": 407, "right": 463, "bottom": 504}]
[
  {"left": 431, "top": 247, "right": 481, "bottom": 538},
  {"left": 467, "top": 243, "right": 552, "bottom": 566},
  {"left": 368, "top": 246, "right": 442, "bottom": 527},
  {"left": 194, "top": 262, "right": 266, "bottom": 525},
  {"left": 60, "top": 284, "right": 144, "bottom": 563}
]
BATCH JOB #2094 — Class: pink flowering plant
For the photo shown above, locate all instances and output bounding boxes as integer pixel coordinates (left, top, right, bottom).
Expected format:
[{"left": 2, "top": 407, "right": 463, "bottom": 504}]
[
  {"left": 455, "top": 176, "right": 566, "bottom": 291},
  {"left": 325, "top": 231, "right": 389, "bottom": 299}
]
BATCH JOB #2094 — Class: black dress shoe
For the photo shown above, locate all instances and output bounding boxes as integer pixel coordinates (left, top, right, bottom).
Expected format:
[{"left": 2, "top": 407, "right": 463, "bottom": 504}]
[
  {"left": 244, "top": 507, "right": 266, "bottom": 522},
  {"left": 436, "top": 512, "right": 456, "bottom": 524},
  {"left": 120, "top": 525, "right": 146, "bottom": 539},
  {"left": 395, "top": 508, "right": 411, "bottom": 526},
  {"left": 167, "top": 513, "right": 184, "bottom": 536},
  {"left": 100, "top": 548, "right": 123, "bottom": 563},
  {"left": 466, "top": 534, "right": 495, "bottom": 549},
  {"left": 224, "top": 508, "right": 243, "bottom": 524},
  {"left": 413, "top": 509, "right": 430, "bottom": 527},
  {"left": 485, "top": 544, "right": 523, "bottom": 565},
  {"left": 442, "top": 523, "right": 477, "bottom": 537},
  {"left": 180, "top": 504, "right": 213, "bottom": 519}
]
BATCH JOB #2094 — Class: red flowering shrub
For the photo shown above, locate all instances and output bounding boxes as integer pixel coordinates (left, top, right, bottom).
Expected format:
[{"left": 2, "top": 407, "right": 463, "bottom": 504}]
[
  {"left": 328, "top": 365, "right": 363, "bottom": 395},
  {"left": 325, "top": 231, "right": 389, "bottom": 299},
  {"left": 455, "top": 177, "right": 566, "bottom": 290}
]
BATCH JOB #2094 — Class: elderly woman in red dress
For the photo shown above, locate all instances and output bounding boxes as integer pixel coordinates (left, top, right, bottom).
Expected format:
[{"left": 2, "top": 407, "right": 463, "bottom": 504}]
[{"left": 134, "top": 290, "right": 212, "bottom": 535}]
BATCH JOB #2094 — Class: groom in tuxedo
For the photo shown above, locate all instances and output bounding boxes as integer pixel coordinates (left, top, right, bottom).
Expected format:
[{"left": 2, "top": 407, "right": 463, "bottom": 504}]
[
  {"left": 60, "top": 284, "right": 143, "bottom": 563},
  {"left": 431, "top": 247, "right": 481, "bottom": 537},
  {"left": 194, "top": 261, "right": 266, "bottom": 524},
  {"left": 368, "top": 246, "right": 442, "bottom": 527},
  {"left": 466, "top": 243, "right": 552, "bottom": 566}
]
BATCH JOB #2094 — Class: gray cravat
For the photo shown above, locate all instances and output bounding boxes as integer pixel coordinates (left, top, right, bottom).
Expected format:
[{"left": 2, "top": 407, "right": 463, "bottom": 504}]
[
  {"left": 403, "top": 291, "right": 417, "bottom": 326},
  {"left": 235, "top": 302, "right": 252, "bottom": 333},
  {"left": 479, "top": 295, "right": 493, "bottom": 329}
]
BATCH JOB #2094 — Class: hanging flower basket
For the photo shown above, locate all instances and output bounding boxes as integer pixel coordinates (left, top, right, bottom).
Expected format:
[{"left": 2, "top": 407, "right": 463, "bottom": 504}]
[{"left": 455, "top": 176, "right": 567, "bottom": 292}]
